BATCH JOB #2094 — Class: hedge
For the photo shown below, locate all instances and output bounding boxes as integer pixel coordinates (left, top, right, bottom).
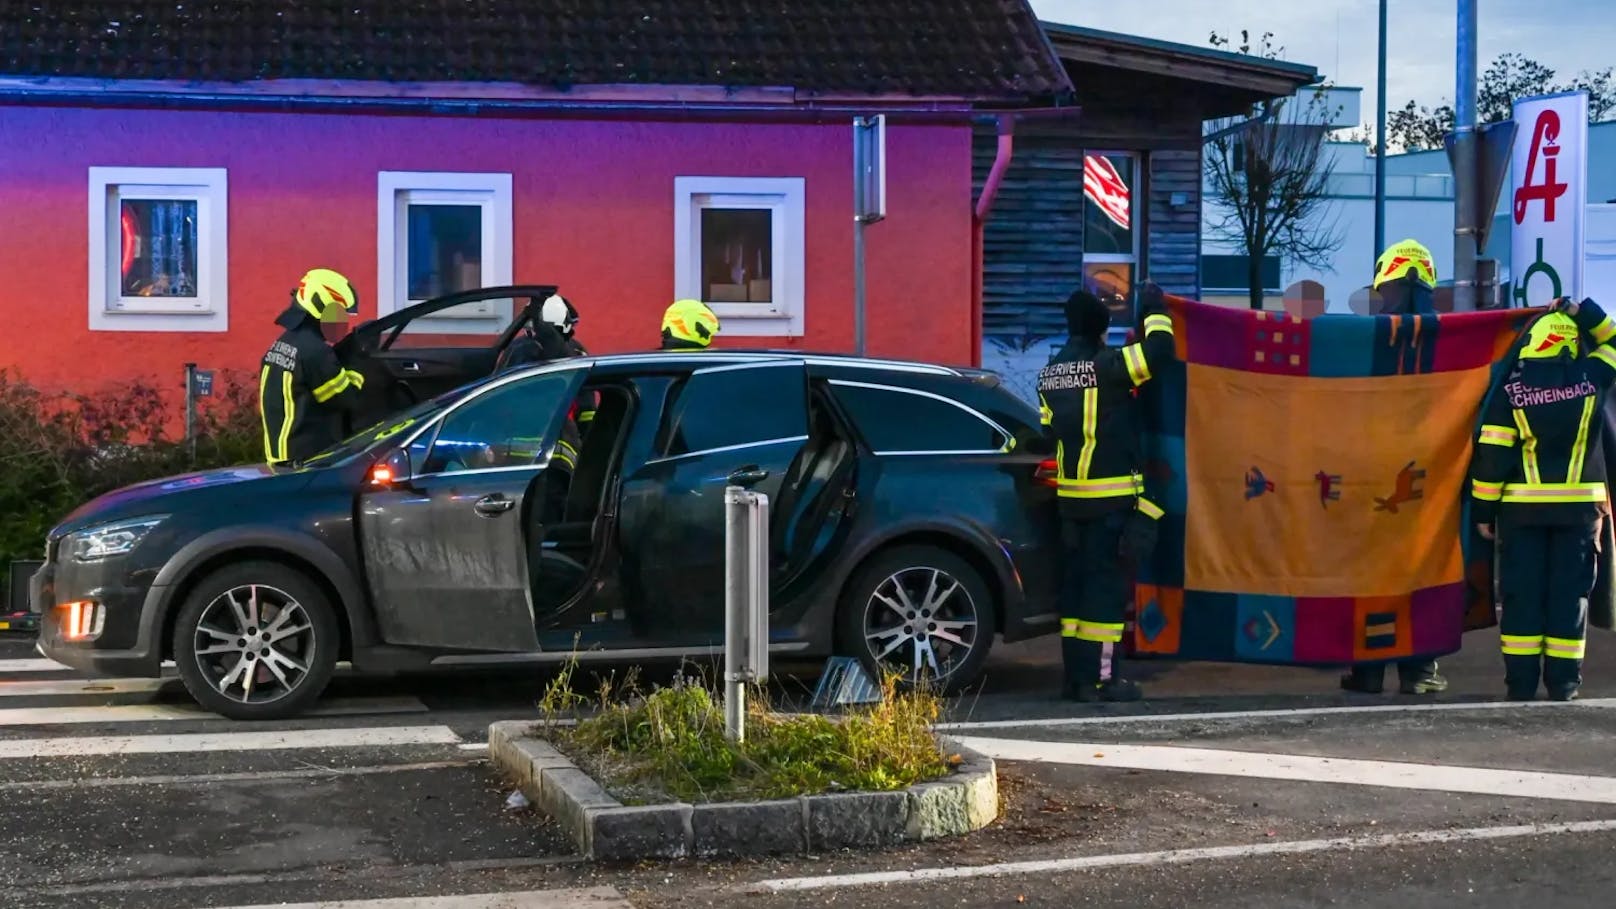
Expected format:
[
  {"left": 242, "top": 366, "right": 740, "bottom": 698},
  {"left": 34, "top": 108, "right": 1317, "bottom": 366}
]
[{"left": 0, "top": 371, "right": 261, "bottom": 607}]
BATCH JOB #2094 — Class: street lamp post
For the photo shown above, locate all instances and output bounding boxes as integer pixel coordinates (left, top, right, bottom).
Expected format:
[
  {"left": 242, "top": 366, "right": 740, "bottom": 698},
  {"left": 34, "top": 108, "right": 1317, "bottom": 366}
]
[{"left": 1374, "top": 0, "right": 1388, "bottom": 263}]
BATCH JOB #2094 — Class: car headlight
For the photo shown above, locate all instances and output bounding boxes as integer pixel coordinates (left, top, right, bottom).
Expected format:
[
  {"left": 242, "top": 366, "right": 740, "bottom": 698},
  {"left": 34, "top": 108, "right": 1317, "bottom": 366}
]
[{"left": 67, "top": 516, "right": 167, "bottom": 563}]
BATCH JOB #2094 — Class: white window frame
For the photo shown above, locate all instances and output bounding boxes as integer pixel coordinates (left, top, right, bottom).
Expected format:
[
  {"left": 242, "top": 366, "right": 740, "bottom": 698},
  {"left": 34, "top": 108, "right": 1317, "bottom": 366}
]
[
  {"left": 87, "top": 166, "right": 229, "bottom": 333},
  {"left": 673, "top": 176, "right": 806, "bottom": 338},
  {"left": 377, "top": 171, "right": 513, "bottom": 335},
  {"left": 1081, "top": 150, "right": 1141, "bottom": 273}
]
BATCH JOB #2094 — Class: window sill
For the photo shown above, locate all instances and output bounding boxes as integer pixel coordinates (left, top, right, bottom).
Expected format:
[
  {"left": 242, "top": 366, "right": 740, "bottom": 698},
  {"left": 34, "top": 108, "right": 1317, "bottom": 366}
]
[
  {"left": 706, "top": 309, "right": 802, "bottom": 338},
  {"left": 89, "top": 306, "right": 227, "bottom": 333}
]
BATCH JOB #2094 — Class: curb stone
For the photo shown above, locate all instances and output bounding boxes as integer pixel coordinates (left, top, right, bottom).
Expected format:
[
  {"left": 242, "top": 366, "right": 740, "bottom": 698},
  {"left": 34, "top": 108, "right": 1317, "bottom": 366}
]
[{"left": 488, "top": 721, "right": 998, "bottom": 860}]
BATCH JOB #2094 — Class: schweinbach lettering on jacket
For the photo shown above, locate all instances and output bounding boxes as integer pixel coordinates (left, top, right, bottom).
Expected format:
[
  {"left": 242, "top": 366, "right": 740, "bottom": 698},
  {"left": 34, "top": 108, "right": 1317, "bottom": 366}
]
[{"left": 1037, "top": 360, "right": 1099, "bottom": 391}]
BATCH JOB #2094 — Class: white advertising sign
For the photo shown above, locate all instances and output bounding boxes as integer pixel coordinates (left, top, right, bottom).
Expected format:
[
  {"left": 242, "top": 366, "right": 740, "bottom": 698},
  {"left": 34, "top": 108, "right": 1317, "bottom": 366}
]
[{"left": 1510, "top": 91, "right": 1588, "bottom": 307}]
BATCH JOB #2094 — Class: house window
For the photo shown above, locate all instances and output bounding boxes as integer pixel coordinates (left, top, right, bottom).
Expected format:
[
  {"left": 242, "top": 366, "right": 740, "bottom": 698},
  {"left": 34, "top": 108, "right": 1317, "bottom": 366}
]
[
  {"left": 1082, "top": 153, "right": 1140, "bottom": 324},
  {"left": 674, "top": 177, "right": 806, "bottom": 337},
  {"left": 88, "top": 167, "right": 228, "bottom": 333},
  {"left": 377, "top": 172, "right": 513, "bottom": 334}
]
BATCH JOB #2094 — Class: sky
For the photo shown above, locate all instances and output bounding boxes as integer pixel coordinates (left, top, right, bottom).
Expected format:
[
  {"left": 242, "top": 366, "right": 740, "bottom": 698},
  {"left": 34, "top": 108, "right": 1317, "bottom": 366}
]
[{"left": 1029, "top": 0, "right": 1616, "bottom": 128}]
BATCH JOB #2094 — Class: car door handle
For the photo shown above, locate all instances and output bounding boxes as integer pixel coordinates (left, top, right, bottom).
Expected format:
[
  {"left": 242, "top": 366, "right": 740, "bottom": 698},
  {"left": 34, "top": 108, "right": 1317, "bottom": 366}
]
[
  {"left": 474, "top": 494, "right": 515, "bottom": 516},
  {"left": 727, "top": 466, "right": 770, "bottom": 487},
  {"left": 398, "top": 361, "right": 421, "bottom": 373}
]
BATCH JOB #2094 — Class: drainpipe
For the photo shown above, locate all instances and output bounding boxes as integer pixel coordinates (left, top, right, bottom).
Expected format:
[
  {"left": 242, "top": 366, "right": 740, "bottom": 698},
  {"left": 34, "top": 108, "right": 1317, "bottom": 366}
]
[{"left": 972, "top": 116, "right": 1016, "bottom": 368}]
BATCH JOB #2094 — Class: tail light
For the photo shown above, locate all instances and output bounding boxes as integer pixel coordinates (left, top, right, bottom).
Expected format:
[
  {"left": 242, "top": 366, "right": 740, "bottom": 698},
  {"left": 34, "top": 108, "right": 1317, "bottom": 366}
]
[{"left": 1035, "top": 458, "right": 1059, "bottom": 489}]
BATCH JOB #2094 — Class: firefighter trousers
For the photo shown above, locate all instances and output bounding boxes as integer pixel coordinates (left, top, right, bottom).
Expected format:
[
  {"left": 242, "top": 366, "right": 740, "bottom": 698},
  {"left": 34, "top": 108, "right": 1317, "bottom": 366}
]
[
  {"left": 1060, "top": 510, "right": 1131, "bottom": 688},
  {"left": 1498, "top": 518, "right": 1598, "bottom": 697}
]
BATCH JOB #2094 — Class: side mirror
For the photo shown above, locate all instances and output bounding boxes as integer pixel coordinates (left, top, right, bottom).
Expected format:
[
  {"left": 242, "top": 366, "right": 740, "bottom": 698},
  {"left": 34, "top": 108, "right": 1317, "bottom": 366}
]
[{"left": 367, "top": 448, "right": 413, "bottom": 488}]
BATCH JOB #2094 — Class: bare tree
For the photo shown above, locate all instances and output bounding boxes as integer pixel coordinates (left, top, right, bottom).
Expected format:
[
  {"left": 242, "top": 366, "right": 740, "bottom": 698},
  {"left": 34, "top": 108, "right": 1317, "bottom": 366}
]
[{"left": 1204, "top": 90, "right": 1346, "bottom": 310}]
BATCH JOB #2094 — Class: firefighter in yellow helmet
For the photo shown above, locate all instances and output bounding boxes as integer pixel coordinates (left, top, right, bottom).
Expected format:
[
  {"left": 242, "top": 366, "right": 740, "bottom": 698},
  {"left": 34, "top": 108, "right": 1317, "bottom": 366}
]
[
  {"left": 1371, "top": 238, "right": 1438, "bottom": 314},
  {"left": 660, "top": 299, "right": 721, "bottom": 350},
  {"left": 1471, "top": 296, "right": 1616, "bottom": 701},
  {"left": 1341, "top": 240, "right": 1448, "bottom": 695},
  {"left": 259, "top": 268, "right": 367, "bottom": 465}
]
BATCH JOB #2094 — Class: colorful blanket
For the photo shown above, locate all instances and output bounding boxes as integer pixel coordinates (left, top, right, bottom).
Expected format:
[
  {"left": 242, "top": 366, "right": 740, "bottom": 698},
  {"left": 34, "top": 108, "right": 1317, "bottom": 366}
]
[{"left": 1128, "top": 299, "right": 1539, "bottom": 666}]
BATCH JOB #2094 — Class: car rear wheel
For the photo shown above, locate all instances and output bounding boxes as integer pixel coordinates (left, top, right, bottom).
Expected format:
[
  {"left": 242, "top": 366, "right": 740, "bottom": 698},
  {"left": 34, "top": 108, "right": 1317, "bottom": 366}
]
[
  {"left": 171, "top": 561, "right": 339, "bottom": 720},
  {"left": 836, "top": 545, "right": 994, "bottom": 694}
]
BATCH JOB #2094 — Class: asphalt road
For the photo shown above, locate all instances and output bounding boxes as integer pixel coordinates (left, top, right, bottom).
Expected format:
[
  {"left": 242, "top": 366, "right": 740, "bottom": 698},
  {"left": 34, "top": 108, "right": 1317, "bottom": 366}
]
[{"left": 0, "top": 628, "right": 1613, "bottom": 908}]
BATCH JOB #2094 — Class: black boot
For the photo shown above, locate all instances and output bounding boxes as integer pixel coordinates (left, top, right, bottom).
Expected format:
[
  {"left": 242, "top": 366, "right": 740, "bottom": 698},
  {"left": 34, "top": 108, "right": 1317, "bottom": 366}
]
[
  {"left": 1065, "top": 678, "right": 1143, "bottom": 702},
  {"left": 1340, "top": 664, "right": 1385, "bottom": 694}
]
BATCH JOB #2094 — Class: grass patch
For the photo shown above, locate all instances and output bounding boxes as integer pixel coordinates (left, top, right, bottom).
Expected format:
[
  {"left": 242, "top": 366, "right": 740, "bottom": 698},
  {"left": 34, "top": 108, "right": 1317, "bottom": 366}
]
[{"left": 540, "top": 664, "right": 953, "bottom": 804}]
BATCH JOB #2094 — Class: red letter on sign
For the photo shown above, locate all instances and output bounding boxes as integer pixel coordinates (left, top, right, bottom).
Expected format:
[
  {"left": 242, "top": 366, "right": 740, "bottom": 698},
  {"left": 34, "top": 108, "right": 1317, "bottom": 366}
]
[{"left": 1513, "top": 110, "right": 1569, "bottom": 225}]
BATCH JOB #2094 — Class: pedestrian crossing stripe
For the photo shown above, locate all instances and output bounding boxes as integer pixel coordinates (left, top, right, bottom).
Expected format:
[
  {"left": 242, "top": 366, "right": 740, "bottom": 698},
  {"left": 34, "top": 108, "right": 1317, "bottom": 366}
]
[
  {"left": 0, "top": 696, "right": 428, "bottom": 726},
  {"left": 0, "top": 724, "right": 463, "bottom": 759}
]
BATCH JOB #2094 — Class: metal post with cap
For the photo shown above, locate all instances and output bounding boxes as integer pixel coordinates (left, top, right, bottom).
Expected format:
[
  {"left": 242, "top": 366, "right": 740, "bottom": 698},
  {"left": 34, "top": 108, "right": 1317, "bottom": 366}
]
[{"left": 723, "top": 485, "right": 772, "bottom": 742}]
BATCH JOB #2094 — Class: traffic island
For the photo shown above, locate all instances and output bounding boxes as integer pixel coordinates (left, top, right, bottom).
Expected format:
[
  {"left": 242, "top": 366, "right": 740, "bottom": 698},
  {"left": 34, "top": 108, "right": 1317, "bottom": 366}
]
[
  {"left": 489, "top": 721, "right": 997, "bottom": 860},
  {"left": 488, "top": 681, "right": 998, "bottom": 861}
]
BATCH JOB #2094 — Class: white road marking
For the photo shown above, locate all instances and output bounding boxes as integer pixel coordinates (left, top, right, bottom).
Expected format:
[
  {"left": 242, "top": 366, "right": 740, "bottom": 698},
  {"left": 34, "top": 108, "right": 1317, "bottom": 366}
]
[
  {"left": 934, "top": 697, "right": 1616, "bottom": 731},
  {"left": 206, "top": 888, "right": 632, "bottom": 908},
  {"left": 0, "top": 695, "right": 427, "bottom": 726},
  {"left": 752, "top": 818, "right": 1616, "bottom": 892},
  {"left": 954, "top": 735, "right": 1616, "bottom": 804},
  {"left": 0, "top": 676, "right": 178, "bottom": 697},
  {"left": 0, "top": 724, "right": 462, "bottom": 759},
  {"left": 0, "top": 759, "right": 476, "bottom": 791},
  {"left": 0, "top": 658, "right": 75, "bottom": 673}
]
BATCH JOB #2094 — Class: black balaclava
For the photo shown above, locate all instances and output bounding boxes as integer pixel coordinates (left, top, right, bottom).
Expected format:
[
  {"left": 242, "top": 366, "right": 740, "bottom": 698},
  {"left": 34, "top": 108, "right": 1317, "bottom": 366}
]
[{"left": 1064, "top": 289, "right": 1111, "bottom": 345}]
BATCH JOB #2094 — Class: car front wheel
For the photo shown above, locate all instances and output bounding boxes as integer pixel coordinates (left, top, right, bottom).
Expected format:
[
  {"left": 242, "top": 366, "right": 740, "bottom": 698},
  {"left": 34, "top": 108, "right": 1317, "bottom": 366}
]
[
  {"left": 836, "top": 545, "right": 995, "bottom": 694},
  {"left": 172, "top": 561, "right": 339, "bottom": 720}
]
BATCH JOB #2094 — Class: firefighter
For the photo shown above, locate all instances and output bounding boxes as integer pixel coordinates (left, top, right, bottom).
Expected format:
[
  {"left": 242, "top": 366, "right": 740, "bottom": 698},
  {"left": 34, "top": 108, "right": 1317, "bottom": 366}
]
[
  {"left": 259, "top": 268, "right": 366, "bottom": 466},
  {"left": 1340, "top": 239, "right": 1450, "bottom": 695},
  {"left": 1471, "top": 295, "right": 1616, "bottom": 701},
  {"left": 660, "top": 299, "right": 721, "bottom": 350},
  {"left": 1370, "top": 238, "right": 1439, "bottom": 315},
  {"left": 1036, "top": 284, "right": 1175, "bottom": 702}
]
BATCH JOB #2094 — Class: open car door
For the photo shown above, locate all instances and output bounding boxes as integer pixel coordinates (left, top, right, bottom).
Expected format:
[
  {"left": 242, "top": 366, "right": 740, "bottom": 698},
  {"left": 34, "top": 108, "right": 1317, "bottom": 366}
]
[
  {"left": 616, "top": 360, "right": 811, "bottom": 644},
  {"left": 335, "top": 286, "right": 556, "bottom": 428},
  {"left": 357, "top": 366, "right": 585, "bottom": 652}
]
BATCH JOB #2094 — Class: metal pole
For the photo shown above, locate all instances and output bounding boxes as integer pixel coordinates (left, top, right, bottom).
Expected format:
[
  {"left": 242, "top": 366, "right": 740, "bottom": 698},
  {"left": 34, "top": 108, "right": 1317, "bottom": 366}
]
[
  {"left": 1453, "top": 0, "right": 1480, "bottom": 311},
  {"left": 1374, "top": 0, "right": 1388, "bottom": 262},
  {"left": 853, "top": 216, "right": 867, "bottom": 356},
  {"left": 724, "top": 486, "right": 747, "bottom": 742},
  {"left": 183, "top": 362, "right": 197, "bottom": 467}
]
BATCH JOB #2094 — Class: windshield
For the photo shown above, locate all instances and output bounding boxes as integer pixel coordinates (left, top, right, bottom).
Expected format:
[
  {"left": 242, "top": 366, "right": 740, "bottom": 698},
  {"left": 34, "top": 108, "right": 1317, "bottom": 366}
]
[{"left": 298, "top": 393, "right": 458, "bottom": 468}]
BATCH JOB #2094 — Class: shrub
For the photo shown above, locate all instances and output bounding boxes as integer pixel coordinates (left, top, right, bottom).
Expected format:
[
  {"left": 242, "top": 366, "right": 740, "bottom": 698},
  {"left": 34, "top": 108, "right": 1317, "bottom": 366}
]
[
  {"left": 0, "top": 371, "right": 260, "bottom": 603},
  {"left": 557, "top": 668, "right": 952, "bottom": 804}
]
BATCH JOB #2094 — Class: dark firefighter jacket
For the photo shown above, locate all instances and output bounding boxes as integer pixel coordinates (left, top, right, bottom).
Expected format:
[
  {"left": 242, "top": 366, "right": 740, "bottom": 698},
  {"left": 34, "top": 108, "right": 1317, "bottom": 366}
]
[
  {"left": 1466, "top": 301, "right": 1616, "bottom": 632},
  {"left": 1036, "top": 307, "right": 1176, "bottom": 521},
  {"left": 259, "top": 306, "right": 365, "bottom": 465},
  {"left": 1470, "top": 300, "right": 1616, "bottom": 527}
]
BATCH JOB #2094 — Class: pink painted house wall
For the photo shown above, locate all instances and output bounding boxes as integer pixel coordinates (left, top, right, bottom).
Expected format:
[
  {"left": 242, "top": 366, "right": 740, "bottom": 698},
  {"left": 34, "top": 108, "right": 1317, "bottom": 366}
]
[{"left": 0, "top": 106, "right": 974, "bottom": 396}]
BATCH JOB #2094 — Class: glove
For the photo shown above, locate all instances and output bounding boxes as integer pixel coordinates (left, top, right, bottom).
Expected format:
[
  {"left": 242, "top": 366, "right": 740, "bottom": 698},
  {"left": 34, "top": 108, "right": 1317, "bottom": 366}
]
[
  {"left": 1137, "top": 282, "right": 1167, "bottom": 317},
  {"left": 1119, "top": 508, "right": 1160, "bottom": 564}
]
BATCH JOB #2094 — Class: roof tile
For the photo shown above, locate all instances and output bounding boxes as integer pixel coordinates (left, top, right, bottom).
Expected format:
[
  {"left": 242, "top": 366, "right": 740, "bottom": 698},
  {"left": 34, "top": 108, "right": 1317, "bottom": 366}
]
[{"left": 0, "top": 1, "right": 1070, "bottom": 100}]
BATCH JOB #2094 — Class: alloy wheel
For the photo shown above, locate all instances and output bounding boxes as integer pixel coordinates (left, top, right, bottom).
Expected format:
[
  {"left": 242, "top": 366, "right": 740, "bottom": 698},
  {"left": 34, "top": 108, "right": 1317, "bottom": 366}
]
[
  {"left": 863, "top": 566, "right": 980, "bottom": 686},
  {"left": 191, "top": 584, "right": 317, "bottom": 705}
]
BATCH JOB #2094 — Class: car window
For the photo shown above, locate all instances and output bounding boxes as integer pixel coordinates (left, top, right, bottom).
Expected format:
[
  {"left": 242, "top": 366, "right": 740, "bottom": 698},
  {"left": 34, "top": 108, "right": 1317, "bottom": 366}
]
[
  {"left": 421, "top": 371, "right": 578, "bottom": 475},
  {"left": 658, "top": 363, "right": 807, "bottom": 458},
  {"left": 830, "top": 380, "right": 1008, "bottom": 453},
  {"left": 380, "top": 296, "right": 531, "bottom": 351}
]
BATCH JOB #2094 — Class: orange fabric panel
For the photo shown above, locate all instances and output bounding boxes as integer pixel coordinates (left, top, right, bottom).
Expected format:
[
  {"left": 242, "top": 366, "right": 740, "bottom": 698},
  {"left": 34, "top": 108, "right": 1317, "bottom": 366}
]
[{"left": 1182, "top": 362, "right": 1493, "bottom": 599}]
